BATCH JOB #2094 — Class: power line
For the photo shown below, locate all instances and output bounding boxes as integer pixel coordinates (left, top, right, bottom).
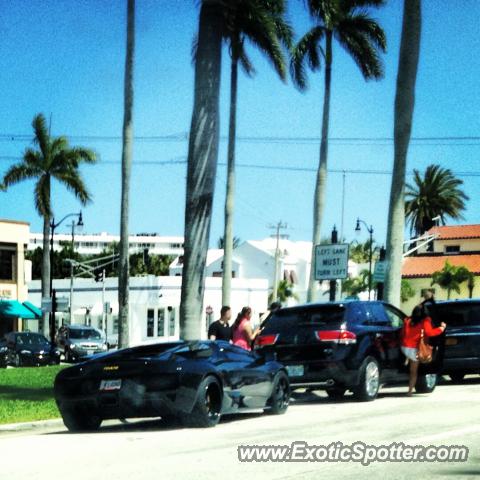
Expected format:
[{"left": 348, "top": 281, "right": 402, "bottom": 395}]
[
  {"left": 1, "top": 132, "right": 480, "bottom": 145},
  {"left": 1, "top": 154, "right": 479, "bottom": 177}
]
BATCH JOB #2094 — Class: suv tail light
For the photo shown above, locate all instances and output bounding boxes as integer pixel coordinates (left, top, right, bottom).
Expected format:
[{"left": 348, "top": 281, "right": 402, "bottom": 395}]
[
  {"left": 315, "top": 330, "right": 356, "bottom": 344},
  {"left": 254, "top": 334, "right": 279, "bottom": 348}
]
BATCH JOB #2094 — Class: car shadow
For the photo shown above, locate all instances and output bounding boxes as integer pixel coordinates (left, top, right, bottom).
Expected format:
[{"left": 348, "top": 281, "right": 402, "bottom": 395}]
[{"left": 0, "top": 385, "right": 53, "bottom": 402}]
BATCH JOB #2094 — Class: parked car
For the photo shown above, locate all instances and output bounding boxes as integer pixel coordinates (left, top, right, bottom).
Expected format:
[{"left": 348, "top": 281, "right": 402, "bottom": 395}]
[
  {"left": 255, "top": 301, "right": 441, "bottom": 401},
  {"left": 3, "top": 332, "right": 61, "bottom": 367},
  {"left": 428, "top": 300, "right": 480, "bottom": 382},
  {"left": 54, "top": 340, "right": 290, "bottom": 432},
  {"left": 55, "top": 325, "right": 108, "bottom": 362},
  {"left": 0, "top": 338, "right": 7, "bottom": 368}
]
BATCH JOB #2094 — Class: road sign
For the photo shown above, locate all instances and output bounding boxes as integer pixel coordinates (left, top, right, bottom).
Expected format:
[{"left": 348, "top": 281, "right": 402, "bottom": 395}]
[
  {"left": 373, "top": 261, "right": 387, "bottom": 283},
  {"left": 55, "top": 297, "right": 70, "bottom": 312},
  {"left": 41, "top": 297, "right": 52, "bottom": 313},
  {"left": 314, "top": 244, "right": 349, "bottom": 281}
]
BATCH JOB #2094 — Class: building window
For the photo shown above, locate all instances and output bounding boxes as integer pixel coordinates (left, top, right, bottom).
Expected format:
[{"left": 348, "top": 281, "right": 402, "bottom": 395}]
[
  {"left": 168, "top": 306, "right": 175, "bottom": 336},
  {"left": 0, "top": 248, "right": 15, "bottom": 281},
  {"left": 445, "top": 245, "right": 460, "bottom": 254},
  {"left": 157, "top": 309, "right": 165, "bottom": 337},
  {"left": 147, "top": 308, "right": 154, "bottom": 337}
]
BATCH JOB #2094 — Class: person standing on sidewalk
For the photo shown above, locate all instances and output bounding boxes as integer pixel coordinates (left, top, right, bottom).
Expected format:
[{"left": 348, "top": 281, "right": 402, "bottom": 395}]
[
  {"left": 401, "top": 305, "right": 446, "bottom": 396},
  {"left": 208, "top": 306, "right": 233, "bottom": 342},
  {"left": 232, "top": 307, "right": 260, "bottom": 351}
]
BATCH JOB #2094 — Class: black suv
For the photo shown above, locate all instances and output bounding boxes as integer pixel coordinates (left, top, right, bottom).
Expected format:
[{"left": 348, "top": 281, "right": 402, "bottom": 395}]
[
  {"left": 255, "top": 301, "right": 440, "bottom": 401},
  {"left": 428, "top": 300, "right": 480, "bottom": 382}
]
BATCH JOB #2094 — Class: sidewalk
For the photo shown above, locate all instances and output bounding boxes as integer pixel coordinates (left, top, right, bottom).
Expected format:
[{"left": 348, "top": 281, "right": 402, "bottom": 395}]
[{"left": 0, "top": 418, "right": 64, "bottom": 435}]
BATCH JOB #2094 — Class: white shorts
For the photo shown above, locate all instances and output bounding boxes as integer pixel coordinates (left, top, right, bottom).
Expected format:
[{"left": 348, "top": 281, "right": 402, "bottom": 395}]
[{"left": 401, "top": 346, "right": 418, "bottom": 362}]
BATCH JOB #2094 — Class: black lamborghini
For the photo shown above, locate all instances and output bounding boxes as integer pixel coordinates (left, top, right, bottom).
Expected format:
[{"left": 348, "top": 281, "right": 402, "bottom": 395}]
[{"left": 54, "top": 340, "right": 290, "bottom": 431}]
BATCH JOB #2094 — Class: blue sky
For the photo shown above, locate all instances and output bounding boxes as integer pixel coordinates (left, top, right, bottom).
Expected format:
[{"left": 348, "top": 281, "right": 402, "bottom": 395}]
[{"left": 0, "top": 0, "right": 479, "bottom": 248}]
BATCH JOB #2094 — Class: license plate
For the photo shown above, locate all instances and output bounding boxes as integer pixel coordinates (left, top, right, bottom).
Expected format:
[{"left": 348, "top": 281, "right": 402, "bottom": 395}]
[
  {"left": 99, "top": 379, "right": 122, "bottom": 391},
  {"left": 286, "top": 365, "right": 304, "bottom": 377},
  {"left": 86, "top": 350, "right": 95, "bottom": 355},
  {"left": 445, "top": 338, "right": 458, "bottom": 346}
]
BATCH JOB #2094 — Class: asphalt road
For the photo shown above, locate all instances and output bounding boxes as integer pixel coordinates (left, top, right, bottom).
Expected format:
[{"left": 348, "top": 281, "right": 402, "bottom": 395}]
[{"left": 1, "top": 376, "right": 479, "bottom": 480}]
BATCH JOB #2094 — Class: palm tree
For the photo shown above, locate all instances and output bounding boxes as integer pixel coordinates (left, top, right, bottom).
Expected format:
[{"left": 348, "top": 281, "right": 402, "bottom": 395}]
[
  {"left": 219, "top": 0, "right": 292, "bottom": 307},
  {"left": 291, "top": 0, "right": 386, "bottom": 302},
  {"left": 349, "top": 238, "right": 378, "bottom": 264},
  {"left": 405, "top": 164, "right": 469, "bottom": 236},
  {"left": 431, "top": 261, "right": 473, "bottom": 300},
  {"left": 384, "top": 0, "right": 421, "bottom": 307},
  {"left": 217, "top": 235, "right": 241, "bottom": 250},
  {"left": 2, "top": 113, "right": 96, "bottom": 333},
  {"left": 118, "top": 0, "right": 135, "bottom": 349},
  {"left": 180, "top": 1, "right": 223, "bottom": 340}
]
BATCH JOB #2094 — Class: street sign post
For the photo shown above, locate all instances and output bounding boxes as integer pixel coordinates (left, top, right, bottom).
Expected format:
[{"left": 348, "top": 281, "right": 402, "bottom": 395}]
[
  {"left": 373, "top": 261, "right": 387, "bottom": 284},
  {"left": 314, "top": 244, "right": 349, "bottom": 281},
  {"left": 41, "top": 297, "right": 52, "bottom": 313}
]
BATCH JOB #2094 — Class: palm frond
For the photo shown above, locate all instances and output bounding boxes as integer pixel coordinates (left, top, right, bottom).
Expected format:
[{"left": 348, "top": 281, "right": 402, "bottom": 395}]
[
  {"left": 2, "top": 163, "right": 39, "bottom": 187},
  {"left": 52, "top": 170, "right": 91, "bottom": 205},
  {"left": 32, "top": 114, "right": 50, "bottom": 159},
  {"left": 290, "top": 25, "right": 325, "bottom": 90}
]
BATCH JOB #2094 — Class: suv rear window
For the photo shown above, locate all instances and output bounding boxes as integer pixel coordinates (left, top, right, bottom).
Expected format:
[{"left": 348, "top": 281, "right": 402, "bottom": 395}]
[
  {"left": 262, "top": 305, "right": 346, "bottom": 335},
  {"left": 432, "top": 303, "right": 480, "bottom": 327}
]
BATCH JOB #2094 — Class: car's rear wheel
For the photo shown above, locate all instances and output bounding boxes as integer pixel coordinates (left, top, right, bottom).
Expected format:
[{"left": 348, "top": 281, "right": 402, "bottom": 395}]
[
  {"left": 353, "top": 356, "right": 380, "bottom": 402},
  {"left": 14, "top": 353, "right": 22, "bottom": 368},
  {"left": 182, "top": 376, "right": 222, "bottom": 428},
  {"left": 449, "top": 372, "right": 465, "bottom": 383},
  {"left": 326, "top": 387, "right": 347, "bottom": 400},
  {"left": 266, "top": 371, "right": 290, "bottom": 415},
  {"left": 61, "top": 409, "right": 102, "bottom": 432},
  {"left": 415, "top": 373, "right": 437, "bottom": 393}
]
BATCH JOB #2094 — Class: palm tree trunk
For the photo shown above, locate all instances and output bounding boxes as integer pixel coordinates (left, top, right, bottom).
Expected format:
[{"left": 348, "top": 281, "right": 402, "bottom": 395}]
[
  {"left": 118, "top": 0, "right": 135, "bottom": 349},
  {"left": 41, "top": 205, "right": 50, "bottom": 336},
  {"left": 222, "top": 52, "right": 239, "bottom": 306},
  {"left": 384, "top": 0, "right": 421, "bottom": 307},
  {"left": 307, "top": 31, "right": 332, "bottom": 302},
  {"left": 180, "top": 1, "right": 222, "bottom": 340}
]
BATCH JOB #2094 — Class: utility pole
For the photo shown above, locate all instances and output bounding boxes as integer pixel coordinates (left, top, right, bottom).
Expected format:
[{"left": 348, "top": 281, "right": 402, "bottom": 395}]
[
  {"left": 268, "top": 221, "right": 288, "bottom": 302},
  {"left": 329, "top": 226, "right": 338, "bottom": 301},
  {"left": 340, "top": 170, "right": 346, "bottom": 241},
  {"left": 101, "top": 269, "right": 106, "bottom": 332}
]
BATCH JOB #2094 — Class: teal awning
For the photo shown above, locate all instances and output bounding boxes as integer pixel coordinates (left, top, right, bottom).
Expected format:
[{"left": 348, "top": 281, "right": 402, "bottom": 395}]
[
  {"left": 22, "top": 301, "right": 42, "bottom": 319},
  {"left": 0, "top": 300, "right": 38, "bottom": 319}
]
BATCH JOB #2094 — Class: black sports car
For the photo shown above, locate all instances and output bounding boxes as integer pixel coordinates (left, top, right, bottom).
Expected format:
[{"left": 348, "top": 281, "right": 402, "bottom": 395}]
[
  {"left": 4, "top": 332, "right": 61, "bottom": 367},
  {"left": 54, "top": 340, "right": 290, "bottom": 431}
]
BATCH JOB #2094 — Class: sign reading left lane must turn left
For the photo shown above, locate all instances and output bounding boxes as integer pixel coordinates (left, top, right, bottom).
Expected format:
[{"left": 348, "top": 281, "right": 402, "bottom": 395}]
[{"left": 314, "top": 244, "right": 349, "bottom": 281}]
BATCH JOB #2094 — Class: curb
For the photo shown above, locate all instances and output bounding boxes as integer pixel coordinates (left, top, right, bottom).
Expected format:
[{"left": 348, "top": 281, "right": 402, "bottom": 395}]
[{"left": 0, "top": 418, "right": 64, "bottom": 433}]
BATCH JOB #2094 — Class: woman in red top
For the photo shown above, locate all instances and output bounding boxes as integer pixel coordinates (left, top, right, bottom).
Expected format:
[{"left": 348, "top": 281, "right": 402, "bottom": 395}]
[
  {"left": 232, "top": 306, "right": 260, "bottom": 351},
  {"left": 401, "top": 305, "right": 446, "bottom": 396}
]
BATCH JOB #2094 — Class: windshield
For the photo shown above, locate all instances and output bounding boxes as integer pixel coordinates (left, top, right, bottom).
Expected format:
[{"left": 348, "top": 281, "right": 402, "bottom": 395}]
[
  {"left": 69, "top": 328, "right": 102, "bottom": 340},
  {"left": 15, "top": 333, "right": 50, "bottom": 346}
]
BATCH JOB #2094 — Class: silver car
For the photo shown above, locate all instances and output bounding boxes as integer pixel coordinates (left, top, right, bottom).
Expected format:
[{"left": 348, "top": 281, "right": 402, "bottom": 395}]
[{"left": 56, "top": 324, "right": 108, "bottom": 362}]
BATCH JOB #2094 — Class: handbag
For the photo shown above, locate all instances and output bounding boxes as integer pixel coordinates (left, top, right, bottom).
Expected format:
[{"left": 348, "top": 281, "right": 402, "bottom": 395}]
[{"left": 418, "top": 329, "right": 433, "bottom": 363}]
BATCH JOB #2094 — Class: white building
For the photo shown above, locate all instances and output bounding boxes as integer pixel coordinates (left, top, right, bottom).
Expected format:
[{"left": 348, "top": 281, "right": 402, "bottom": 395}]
[
  {"left": 29, "top": 231, "right": 184, "bottom": 256},
  {"left": 27, "top": 276, "right": 269, "bottom": 346},
  {"left": 169, "top": 238, "right": 360, "bottom": 304}
]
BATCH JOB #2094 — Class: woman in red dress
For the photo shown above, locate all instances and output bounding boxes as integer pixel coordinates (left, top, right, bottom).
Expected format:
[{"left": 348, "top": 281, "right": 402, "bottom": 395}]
[
  {"left": 401, "top": 305, "right": 446, "bottom": 396},
  {"left": 232, "top": 306, "right": 260, "bottom": 351}
]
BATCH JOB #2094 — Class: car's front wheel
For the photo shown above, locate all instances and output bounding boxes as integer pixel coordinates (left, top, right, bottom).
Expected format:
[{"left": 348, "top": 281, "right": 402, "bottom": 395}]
[
  {"left": 61, "top": 409, "right": 102, "bottom": 432},
  {"left": 353, "top": 356, "right": 380, "bottom": 402},
  {"left": 415, "top": 373, "right": 437, "bottom": 393},
  {"left": 266, "top": 371, "right": 290, "bottom": 415},
  {"left": 182, "top": 376, "right": 222, "bottom": 428},
  {"left": 14, "top": 353, "right": 22, "bottom": 368}
]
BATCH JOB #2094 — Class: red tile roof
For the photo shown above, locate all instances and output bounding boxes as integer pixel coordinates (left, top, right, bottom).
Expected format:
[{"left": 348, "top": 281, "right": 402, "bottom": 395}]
[
  {"left": 427, "top": 224, "right": 480, "bottom": 240},
  {"left": 402, "top": 255, "right": 480, "bottom": 278}
]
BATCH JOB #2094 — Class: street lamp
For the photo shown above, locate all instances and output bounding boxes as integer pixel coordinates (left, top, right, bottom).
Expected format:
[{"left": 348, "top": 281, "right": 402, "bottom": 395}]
[
  {"left": 355, "top": 218, "right": 374, "bottom": 301},
  {"left": 49, "top": 211, "right": 83, "bottom": 341}
]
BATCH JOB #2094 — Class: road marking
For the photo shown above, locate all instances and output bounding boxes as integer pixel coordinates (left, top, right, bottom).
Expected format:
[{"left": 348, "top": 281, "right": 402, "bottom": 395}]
[{"left": 405, "top": 424, "right": 480, "bottom": 444}]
